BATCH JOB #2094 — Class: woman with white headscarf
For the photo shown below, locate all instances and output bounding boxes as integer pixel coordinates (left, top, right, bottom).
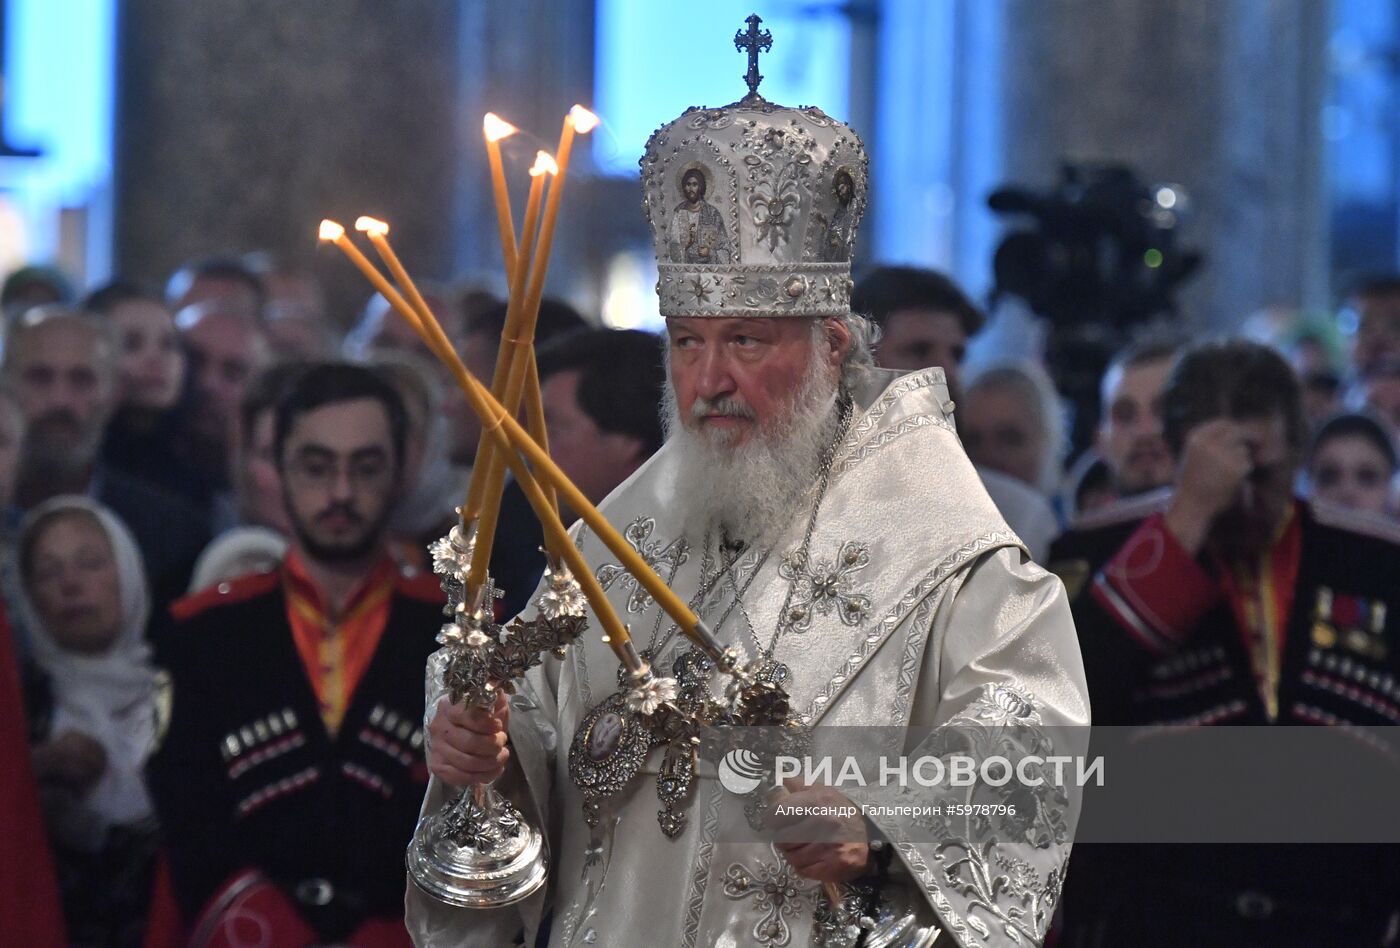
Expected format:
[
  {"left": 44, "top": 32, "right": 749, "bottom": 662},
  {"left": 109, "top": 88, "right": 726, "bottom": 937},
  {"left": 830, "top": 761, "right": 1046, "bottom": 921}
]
[{"left": 19, "top": 496, "right": 160, "bottom": 946}]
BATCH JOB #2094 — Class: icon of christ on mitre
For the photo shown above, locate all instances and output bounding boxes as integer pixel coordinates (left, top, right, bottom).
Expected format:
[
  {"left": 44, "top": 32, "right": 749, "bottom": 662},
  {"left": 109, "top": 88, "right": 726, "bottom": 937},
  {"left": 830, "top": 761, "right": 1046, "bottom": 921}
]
[{"left": 408, "top": 15, "right": 1089, "bottom": 948}]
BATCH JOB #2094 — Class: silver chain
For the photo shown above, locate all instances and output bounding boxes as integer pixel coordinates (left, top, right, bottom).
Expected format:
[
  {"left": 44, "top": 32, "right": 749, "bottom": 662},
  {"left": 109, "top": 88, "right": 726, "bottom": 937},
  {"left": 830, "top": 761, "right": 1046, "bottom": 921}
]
[
  {"left": 734, "top": 395, "right": 852, "bottom": 662},
  {"left": 642, "top": 531, "right": 769, "bottom": 662}
]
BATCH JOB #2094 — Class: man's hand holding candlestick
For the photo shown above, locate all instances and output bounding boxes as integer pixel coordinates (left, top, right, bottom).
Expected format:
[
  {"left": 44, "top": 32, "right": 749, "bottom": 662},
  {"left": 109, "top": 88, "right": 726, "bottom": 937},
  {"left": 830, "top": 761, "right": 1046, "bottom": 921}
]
[{"left": 427, "top": 692, "right": 512, "bottom": 788}]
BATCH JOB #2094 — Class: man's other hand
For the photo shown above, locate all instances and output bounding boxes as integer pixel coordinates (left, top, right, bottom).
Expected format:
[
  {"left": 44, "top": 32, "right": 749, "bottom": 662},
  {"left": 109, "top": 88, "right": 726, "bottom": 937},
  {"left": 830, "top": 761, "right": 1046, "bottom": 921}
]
[{"left": 768, "top": 779, "right": 871, "bottom": 884}]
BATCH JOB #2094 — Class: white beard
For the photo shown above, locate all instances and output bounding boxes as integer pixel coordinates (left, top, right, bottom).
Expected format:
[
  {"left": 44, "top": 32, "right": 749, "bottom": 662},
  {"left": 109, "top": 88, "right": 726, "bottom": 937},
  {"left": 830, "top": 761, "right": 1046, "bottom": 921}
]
[{"left": 662, "top": 356, "right": 841, "bottom": 550}]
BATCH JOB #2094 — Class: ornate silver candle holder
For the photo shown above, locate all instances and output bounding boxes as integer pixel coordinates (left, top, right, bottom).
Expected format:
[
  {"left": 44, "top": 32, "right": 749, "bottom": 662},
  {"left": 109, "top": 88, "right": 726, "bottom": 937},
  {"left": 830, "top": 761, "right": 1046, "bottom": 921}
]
[{"left": 408, "top": 524, "right": 588, "bottom": 907}]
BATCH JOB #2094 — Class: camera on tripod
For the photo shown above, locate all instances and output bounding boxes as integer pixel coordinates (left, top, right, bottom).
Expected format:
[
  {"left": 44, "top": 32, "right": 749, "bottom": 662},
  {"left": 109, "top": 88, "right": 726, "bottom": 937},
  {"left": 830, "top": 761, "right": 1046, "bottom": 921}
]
[{"left": 987, "top": 163, "right": 1203, "bottom": 454}]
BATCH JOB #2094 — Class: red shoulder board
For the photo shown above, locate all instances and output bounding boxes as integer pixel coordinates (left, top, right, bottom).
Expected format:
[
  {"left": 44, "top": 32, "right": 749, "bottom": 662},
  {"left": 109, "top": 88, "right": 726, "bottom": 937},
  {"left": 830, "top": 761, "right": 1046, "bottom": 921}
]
[
  {"left": 395, "top": 567, "right": 446, "bottom": 606},
  {"left": 170, "top": 570, "right": 281, "bottom": 623}
]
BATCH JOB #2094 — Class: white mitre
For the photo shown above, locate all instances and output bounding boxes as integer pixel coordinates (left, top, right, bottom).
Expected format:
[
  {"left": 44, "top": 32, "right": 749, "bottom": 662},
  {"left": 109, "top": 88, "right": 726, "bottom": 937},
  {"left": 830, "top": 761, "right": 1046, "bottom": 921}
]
[{"left": 642, "top": 24, "right": 867, "bottom": 321}]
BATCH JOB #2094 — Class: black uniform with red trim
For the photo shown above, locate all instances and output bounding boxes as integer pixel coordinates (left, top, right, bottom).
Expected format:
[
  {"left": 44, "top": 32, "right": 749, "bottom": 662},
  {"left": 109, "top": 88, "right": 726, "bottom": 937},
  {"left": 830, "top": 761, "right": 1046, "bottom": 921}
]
[
  {"left": 147, "top": 563, "right": 444, "bottom": 945},
  {"left": 1049, "top": 492, "right": 1400, "bottom": 727},
  {"left": 1048, "top": 492, "right": 1400, "bottom": 946}
]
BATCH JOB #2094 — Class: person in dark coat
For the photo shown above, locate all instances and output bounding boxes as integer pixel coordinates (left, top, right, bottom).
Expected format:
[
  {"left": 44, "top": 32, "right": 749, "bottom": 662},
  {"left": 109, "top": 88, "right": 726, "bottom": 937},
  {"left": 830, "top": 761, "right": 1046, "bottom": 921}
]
[
  {"left": 1050, "top": 340, "right": 1400, "bottom": 947},
  {"left": 148, "top": 363, "right": 444, "bottom": 946}
]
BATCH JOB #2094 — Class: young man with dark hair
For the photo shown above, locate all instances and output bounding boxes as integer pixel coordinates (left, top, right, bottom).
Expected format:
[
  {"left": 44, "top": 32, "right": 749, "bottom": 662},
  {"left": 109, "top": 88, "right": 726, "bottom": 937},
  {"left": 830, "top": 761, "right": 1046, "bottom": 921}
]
[
  {"left": 223, "top": 361, "right": 309, "bottom": 534},
  {"left": 165, "top": 257, "right": 267, "bottom": 321},
  {"left": 851, "top": 264, "right": 984, "bottom": 399},
  {"left": 1093, "top": 333, "right": 1180, "bottom": 503},
  {"left": 459, "top": 297, "right": 587, "bottom": 417},
  {"left": 463, "top": 296, "right": 588, "bottom": 344},
  {"left": 1051, "top": 340, "right": 1400, "bottom": 945},
  {"left": 149, "top": 362, "right": 443, "bottom": 946},
  {"left": 536, "top": 327, "right": 666, "bottom": 506},
  {"left": 489, "top": 327, "right": 667, "bottom": 617},
  {"left": 83, "top": 278, "right": 164, "bottom": 316},
  {"left": 853, "top": 265, "right": 1060, "bottom": 560},
  {"left": 1343, "top": 274, "right": 1400, "bottom": 381},
  {"left": 174, "top": 299, "right": 271, "bottom": 505}
]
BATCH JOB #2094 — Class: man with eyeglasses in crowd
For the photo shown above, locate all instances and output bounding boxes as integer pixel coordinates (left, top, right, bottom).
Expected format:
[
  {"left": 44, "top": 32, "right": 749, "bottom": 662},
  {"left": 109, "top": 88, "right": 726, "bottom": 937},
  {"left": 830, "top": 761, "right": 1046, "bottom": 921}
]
[{"left": 148, "top": 362, "right": 443, "bottom": 947}]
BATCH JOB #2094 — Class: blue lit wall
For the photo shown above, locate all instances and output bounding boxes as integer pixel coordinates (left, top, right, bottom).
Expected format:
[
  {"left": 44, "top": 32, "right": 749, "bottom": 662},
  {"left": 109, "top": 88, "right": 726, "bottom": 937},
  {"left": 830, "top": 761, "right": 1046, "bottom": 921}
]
[
  {"left": 1, "top": 0, "right": 115, "bottom": 272},
  {"left": 1326, "top": 0, "right": 1399, "bottom": 276},
  {"left": 873, "top": 0, "right": 1003, "bottom": 296},
  {"left": 4, "top": 0, "right": 113, "bottom": 199},
  {"left": 593, "top": 1, "right": 850, "bottom": 175}
]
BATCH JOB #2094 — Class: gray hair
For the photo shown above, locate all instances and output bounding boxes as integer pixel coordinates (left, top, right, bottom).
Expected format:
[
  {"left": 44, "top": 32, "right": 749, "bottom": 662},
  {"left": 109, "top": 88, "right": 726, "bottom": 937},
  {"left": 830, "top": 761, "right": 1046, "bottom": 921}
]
[
  {"left": 820, "top": 312, "right": 881, "bottom": 392},
  {"left": 965, "top": 359, "right": 1068, "bottom": 496},
  {"left": 1, "top": 305, "right": 117, "bottom": 385}
]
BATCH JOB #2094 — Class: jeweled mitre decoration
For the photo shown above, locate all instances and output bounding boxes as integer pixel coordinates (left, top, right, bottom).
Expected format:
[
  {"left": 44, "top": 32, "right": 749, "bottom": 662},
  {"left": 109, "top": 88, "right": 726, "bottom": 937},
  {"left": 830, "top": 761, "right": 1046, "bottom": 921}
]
[{"left": 641, "top": 22, "right": 869, "bottom": 319}]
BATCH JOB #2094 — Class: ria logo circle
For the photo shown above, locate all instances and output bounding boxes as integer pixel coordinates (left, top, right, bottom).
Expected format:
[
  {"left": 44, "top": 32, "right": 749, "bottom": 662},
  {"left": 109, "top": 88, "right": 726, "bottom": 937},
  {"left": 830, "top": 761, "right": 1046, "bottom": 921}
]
[{"left": 718, "top": 748, "right": 766, "bottom": 795}]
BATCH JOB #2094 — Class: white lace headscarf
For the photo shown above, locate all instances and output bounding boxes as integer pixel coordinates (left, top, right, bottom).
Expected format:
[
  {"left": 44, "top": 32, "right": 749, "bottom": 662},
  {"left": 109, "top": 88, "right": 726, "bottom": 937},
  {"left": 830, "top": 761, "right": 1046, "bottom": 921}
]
[{"left": 16, "top": 496, "right": 158, "bottom": 839}]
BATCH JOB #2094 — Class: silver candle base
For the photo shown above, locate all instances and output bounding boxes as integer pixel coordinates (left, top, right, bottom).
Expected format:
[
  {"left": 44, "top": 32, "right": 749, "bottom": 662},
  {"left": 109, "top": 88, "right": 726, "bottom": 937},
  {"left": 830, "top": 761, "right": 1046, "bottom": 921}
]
[
  {"left": 410, "top": 537, "right": 587, "bottom": 909},
  {"left": 864, "top": 909, "right": 941, "bottom": 948},
  {"left": 813, "top": 880, "right": 942, "bottom": 948},
  {"left": 407, "top": 784, "right": 547, "bottom": 908}
]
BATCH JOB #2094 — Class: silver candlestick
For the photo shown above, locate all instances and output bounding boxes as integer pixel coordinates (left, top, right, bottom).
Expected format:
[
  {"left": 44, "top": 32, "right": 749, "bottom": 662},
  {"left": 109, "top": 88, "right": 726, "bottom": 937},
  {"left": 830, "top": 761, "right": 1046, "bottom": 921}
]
[
  {"left": 408, "top": 525, "right": 587, "bottom": 907},
  {"left": 812, "top": 878, "right": 942, "bottom": 947}
]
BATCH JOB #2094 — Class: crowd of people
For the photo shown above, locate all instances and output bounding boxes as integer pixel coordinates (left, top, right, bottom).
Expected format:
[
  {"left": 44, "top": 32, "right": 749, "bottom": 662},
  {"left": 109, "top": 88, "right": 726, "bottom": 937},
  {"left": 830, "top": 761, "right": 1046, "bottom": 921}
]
[
  {"left": 0, "top": 258, "right": 666, "bottom": 946},
  {"left": 2, "top": 252, "right": 1399, "bottom": 945}
]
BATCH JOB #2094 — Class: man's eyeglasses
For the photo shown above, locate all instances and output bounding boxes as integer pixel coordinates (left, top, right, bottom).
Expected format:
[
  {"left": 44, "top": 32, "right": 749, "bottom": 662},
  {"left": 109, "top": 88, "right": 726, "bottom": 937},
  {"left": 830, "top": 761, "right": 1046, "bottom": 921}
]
[{"left": 284, "top": 452, "right": 393, "bottom": 491}]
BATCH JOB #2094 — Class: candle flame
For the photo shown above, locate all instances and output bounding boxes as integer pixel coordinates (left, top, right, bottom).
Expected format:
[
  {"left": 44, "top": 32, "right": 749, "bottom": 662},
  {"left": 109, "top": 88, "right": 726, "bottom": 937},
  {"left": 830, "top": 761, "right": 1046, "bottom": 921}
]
[
  {"left": 530, "top": 151, "right": 559, "bottom": 177},
  {"left": 318, "top": 220, "right": 345, "bottom": 241},
  {"left": 483, "top": 113, "right": 518, "bottom": 142},
  {"left": 568, "top": 105, "right": 600, "bottom": 134},
  {"left": 355, "top": 216, "right": 390, "bottom": 236}
]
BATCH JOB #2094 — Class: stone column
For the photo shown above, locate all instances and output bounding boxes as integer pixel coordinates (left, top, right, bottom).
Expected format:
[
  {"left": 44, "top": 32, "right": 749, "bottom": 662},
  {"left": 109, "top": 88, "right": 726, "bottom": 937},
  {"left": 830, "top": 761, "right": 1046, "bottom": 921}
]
[{"left": 115, "top": 0, "right": 463, "bottom": 322}]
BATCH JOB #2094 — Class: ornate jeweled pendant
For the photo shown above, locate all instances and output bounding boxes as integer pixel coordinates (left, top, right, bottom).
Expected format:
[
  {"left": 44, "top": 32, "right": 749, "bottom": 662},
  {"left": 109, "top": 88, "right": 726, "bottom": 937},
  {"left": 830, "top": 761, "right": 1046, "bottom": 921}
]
[
  {"left": 567, "top": 693, "right": 653, "bottom": 827},
  {"left": 656, "top": 737, "right": 698, "bottom": 839},
  {"left": 728, "top": 657, "right": 794, "bottom": 726}
]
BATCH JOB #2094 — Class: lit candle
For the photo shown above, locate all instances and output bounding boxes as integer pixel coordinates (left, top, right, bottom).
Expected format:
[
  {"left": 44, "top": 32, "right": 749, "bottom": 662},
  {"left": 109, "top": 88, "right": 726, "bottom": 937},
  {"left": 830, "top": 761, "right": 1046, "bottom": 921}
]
[
  {"left": 462, "top": 150, "right": 555, "bottom": 530},
  {"left": 465, "top": 109, "right": 596, "bottom": 538},
  {"left": 459, "top": 154, "right": 557, "bottom": 585},
  {"left": 322, "top": 219, "right": 635, "bottom": 656},
  {"left": 483, "top": 112, "right": 520, "bottom": 280},
  {"left": 445, "top": 350, "right": 704, "bottom": 660},
  {"left": 322, "top": 219, "right": 707, "bottom": 657},
  {"left": 353, "top": 215, "right": 439, "bottom": 345},
  {"left": 518, "top": 106, "right": 597, "bottom": 337},
  {"left": 317, "top": 221, "right": 423, "bottom": 330}
]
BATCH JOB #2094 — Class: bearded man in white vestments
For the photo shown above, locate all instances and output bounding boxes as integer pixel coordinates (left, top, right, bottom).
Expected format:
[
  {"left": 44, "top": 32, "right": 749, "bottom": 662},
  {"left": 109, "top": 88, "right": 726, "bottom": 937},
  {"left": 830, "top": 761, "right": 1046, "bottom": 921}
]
[{"left": 407, "top": 27, "right": 1089, "bottom": 948}]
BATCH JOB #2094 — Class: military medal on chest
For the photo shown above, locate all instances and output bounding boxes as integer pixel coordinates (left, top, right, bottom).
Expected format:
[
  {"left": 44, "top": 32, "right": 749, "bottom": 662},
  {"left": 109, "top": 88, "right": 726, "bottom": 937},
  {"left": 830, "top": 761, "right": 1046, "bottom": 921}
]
[{"left": 1312, "top": 585, "right": 1389, "bottom": 661}]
